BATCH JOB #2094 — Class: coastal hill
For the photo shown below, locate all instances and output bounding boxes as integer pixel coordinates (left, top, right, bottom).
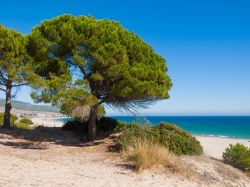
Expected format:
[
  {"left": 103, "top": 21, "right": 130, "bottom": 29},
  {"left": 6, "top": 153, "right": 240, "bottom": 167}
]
[{"left": 0, "top": 99, "right": 59, "bottom": 113}]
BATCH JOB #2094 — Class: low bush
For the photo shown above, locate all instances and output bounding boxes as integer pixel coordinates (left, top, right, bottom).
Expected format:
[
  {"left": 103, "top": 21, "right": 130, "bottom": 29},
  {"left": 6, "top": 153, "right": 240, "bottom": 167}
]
[
  {"left": 117, "top": 122, "right": 203, "bottom": 156},
  {"left": 0, "top": 112, "right": 18, "bottom": 126},
  {"left": 0, "top": 113, "right": 32, "bottom": 130},
  {"left": 14, "top": 122, "right": 32, "bottom": 130},
  {"left": 223, "top": 143, "right": 250, "bottom": 172},
  {"left": 126, "top": 139, "right": 180, "bottom": 172},
  {"left": 63, "top": 117, "right": 203, "bottom": 156},
  {"left": 19, "top": 118, "right": 33, "bottom": 125},
  {"left": 62, "top": 120, "right": 87, "bottom": 132},
  {"left": 62, "top": 117, "right": 126, "bottom": 133},
  {"left": 116, "top": 124, "right": 151, "bottom": 149},
  {"left": 96, "top": 117, "right": 127, "bottom": 132},
  {"left": 156, "top": 122, "right": 203, "bottom": 155}
]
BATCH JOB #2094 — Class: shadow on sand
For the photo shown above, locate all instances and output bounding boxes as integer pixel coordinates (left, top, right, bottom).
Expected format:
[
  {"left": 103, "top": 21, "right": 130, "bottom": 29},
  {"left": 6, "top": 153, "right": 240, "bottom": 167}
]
[{"left": 0, "top": 126, "right": 115, "bottom": 150}]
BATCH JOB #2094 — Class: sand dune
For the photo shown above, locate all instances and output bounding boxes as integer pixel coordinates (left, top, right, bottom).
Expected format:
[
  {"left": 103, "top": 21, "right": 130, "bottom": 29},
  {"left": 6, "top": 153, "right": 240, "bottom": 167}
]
[
  {"left": 0, "top": 130, "right": 249, "bottom": 187},
  {"left": 0, "top": 109, "right": 249, "bottom": 186}
]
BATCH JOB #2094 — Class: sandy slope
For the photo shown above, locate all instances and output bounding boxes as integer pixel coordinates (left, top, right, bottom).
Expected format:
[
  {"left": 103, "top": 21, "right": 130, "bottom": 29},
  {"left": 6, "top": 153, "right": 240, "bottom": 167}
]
[
  {"left": 0, "top": 135, "right": 199, "bottom": 187},
  {"left": 0, "top": 109, "right": 249, "bottom": 186},
  {"left": 0, "top": 128, "right": 249, "bottom": 187}
]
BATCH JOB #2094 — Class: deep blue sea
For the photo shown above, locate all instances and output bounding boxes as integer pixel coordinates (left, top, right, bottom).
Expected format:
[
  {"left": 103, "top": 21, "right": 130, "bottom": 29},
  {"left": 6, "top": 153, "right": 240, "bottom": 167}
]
[{"left": 58, "top": 116, "right": 250, "bottom": 139}]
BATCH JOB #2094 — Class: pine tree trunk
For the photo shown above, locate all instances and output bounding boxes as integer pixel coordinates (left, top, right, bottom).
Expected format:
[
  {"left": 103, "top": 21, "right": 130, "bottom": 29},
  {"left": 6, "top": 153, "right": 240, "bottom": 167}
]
[
  {"left": 87, "top": 105, "right": 97, "bottom": 141},
  {"left": 3, "top": 80, "right": 12, "bottom": 129}
]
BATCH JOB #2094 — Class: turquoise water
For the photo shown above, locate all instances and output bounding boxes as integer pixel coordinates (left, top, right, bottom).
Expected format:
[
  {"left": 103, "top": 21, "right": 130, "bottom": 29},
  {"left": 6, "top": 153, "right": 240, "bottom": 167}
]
[{"left": 58, "top": 116, "right": 250, "bottom": 139}]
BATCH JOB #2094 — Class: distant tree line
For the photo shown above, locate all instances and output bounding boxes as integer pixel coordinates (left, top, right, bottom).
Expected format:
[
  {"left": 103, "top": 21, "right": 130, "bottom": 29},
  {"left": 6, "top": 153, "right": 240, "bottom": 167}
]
[{"left": 0, "top": 15, "right": 172, "bottom": 140}]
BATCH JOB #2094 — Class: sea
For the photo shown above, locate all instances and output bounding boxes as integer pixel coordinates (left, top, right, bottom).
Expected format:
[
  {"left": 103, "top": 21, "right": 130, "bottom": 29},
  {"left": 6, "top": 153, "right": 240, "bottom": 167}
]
[{"left": 58, "top": 116, "right": 250, "bottom": 139}]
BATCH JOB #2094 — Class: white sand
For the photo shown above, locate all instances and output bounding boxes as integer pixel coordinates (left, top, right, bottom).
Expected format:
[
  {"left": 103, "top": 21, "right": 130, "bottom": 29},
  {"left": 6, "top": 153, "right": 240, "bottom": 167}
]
[
  {"left": 196, "top": 136, "right": 250, "bottom": 159},
  {"left": 31, "top": 117, "right": 65, "bottom": 127},
  {"left": 0, "top": 113, "right": 249, "bottom": 186},
  {"left": 0, "top": 133, "right": 202, "bottom": 187},
  {"left": 0, "top": 133, "right": 249, "bottom": 187}
]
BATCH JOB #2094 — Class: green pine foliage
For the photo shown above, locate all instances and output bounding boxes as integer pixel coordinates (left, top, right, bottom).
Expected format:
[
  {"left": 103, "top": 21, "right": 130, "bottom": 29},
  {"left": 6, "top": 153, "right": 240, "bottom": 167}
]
[
  {"left": 0, "top": 25, "right": 30, "bottom": 82},
  {"left": 29, "top": 15, "right": 172, "bottom": 139},
  {"left": 30, "top": 15, "right": 172, "bottom": 107},
  {"left": 223, "top": 143, "right": 250, "bottom": 172},
  {"left": 0, "top": 25, "right": 39, "bottom": 128}
]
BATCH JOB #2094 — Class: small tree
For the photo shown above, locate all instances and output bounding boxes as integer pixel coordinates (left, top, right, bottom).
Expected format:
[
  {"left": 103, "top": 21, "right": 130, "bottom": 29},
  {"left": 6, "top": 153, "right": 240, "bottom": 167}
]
[
  {"left": 0, "top": 25, "right": 34, "bottom": 128},
  {"left": 30, "top": 15, "right": 172, "bottom": 140}
]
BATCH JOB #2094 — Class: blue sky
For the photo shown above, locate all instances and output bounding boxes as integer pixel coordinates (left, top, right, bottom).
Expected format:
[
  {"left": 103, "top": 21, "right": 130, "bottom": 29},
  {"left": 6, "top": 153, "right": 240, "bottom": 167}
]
[{"left": 1, "top": 0, "right": 250, "bottom": 115}]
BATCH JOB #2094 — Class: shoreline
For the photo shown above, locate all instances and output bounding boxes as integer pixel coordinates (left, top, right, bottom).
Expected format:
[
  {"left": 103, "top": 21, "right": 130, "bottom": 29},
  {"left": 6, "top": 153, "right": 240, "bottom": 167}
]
[
  {"left": 51, "top": 118, "right": 250, "bottom": 140},
  {"left": 194, "top": 134, "right": 250, "bottom": 141},
  {"left": 28, "top": 116, "right": 250, "bottom": 160},
  {"left": 1, "top": 108, "right": 249, "bottom": 160},
  {"left": 55, "top": 117, "right": 250, "bottom": 140},
  {"left": 33, "top": 116, "right": 250, "bottom": 160}
]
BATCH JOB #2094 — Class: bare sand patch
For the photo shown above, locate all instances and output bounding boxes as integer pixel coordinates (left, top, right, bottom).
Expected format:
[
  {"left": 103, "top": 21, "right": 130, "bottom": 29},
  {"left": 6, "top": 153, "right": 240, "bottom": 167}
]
[{"left": 0, "top": 127, "right": 249, "bottom": 187}]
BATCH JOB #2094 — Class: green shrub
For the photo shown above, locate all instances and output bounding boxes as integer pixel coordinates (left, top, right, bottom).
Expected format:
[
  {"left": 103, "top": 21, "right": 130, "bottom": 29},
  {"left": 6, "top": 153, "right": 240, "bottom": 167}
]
[
  {"left": 11, "top": 115, "right": 18, "bottom": 124},
  {"left": 117, "top": 122, "right": 203, "bottom": 156},
  {"left": 96, "top": 117, "right": 125, "bottom": 132},
  {"left": 62, "top": 117, "right": 126, "bottom": 133},
  {"left": 155, "top": 122, "right": 203, "bottom": 155},
  {"left": 0, "top": 112, "right": 31, "bottom": 130},
  {"left": 19, "top": 118, "right": 33, "bottom": 125},
  {"left": 62, "top": 117, "right": 203, "bottom": 156},
  {"left": 0, "top": 112, "right": 18, "bottom": 126},
  {"left": 116, "top": 124, "right": 148, "bottom": 150},
  {"left": 223, "top": 143, "right": 250, "bottom": 172},
  {"left": 14, "top": 122, "right": 32, "bottom": 130},
  {"left": 62, "top": 120, "right": 86, "bottom": 132}
]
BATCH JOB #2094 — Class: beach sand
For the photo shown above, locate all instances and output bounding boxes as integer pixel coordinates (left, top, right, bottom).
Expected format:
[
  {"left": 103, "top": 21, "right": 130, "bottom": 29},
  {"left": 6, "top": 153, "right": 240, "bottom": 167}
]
[
  {"left": 0, "top": 109, "right": 249, "bottom": 186},
  {"left": 0, "top": 127, "right": 249, "bottom": 187},
  {"left": 31, "top": 117, "right": 65, "bottom": 127},
  {"left": 196, "top": 136, "right": 250, "bottom": 159}
]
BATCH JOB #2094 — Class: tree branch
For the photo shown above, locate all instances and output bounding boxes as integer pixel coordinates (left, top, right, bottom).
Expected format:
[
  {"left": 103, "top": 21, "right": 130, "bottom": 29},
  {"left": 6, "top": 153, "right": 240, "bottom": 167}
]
[
  {"left": 0, "top": 81, "right": 5, "bottom": 86},
  {"left": 79, "top": 66, "right": 88, "bottom": 79},
  {"left": 98, "top": 99, "right": 105, "bottom": 105},
  {"left": 0, "top": 87, "right": 6, "bottom": 92},
  {"left": 0, "top": 72, "right": 7, "bottom": 84},
  {"left": 12, "top": 83, "right": 28, "bottom": 87}
]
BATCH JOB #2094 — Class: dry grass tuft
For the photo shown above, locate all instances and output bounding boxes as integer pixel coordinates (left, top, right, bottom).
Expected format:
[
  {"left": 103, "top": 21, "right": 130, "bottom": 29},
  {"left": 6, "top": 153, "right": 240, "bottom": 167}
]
[{"left": 125, "top": 139, "right": 182, "bottom": 172}]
